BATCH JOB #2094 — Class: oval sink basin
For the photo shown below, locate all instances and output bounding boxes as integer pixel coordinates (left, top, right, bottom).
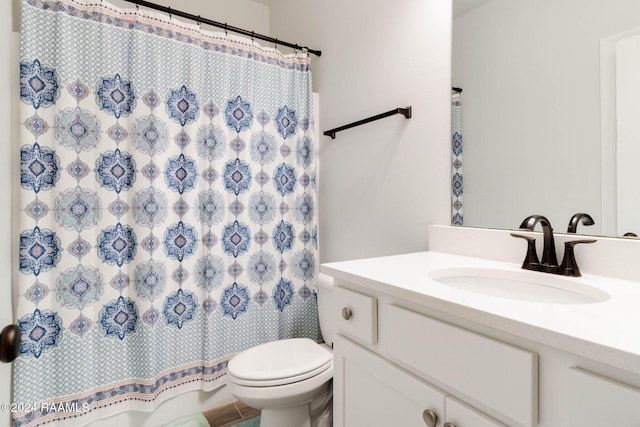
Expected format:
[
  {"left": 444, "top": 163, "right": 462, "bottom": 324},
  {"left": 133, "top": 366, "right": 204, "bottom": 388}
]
[{"left": 428, "top": 268, "right": 610, "bottom": 304}]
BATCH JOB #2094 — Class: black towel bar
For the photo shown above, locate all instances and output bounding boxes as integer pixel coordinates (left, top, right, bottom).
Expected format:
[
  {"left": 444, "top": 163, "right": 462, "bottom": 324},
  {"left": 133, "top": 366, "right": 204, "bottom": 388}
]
[{"left": 323, "top": 106, "right": 412, "bottom": 139}]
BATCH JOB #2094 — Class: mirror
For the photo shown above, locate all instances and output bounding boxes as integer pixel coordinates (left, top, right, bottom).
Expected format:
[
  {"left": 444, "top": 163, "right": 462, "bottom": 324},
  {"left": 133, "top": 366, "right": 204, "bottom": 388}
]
[{"left": 452, "top": 0, "right": 640, "bottom": 237}]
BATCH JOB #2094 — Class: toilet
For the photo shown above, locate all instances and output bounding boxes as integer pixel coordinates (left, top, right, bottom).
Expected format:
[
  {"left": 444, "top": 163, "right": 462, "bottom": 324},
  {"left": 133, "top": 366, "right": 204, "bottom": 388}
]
[{"left": 226, "top": 274, "right": 335, "bottom": 427}]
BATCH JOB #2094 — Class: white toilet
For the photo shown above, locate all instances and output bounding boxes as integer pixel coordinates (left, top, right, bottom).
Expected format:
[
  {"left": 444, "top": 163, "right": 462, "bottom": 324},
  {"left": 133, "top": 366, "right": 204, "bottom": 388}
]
[{"left": 226, "top": 274, "right": 335, "bottom": 427}]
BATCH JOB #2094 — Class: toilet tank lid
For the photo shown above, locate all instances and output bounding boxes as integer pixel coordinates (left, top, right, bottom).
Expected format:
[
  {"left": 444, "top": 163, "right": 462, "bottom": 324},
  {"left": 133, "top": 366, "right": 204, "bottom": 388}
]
[{"left": 228, "top": 338, "right": 331, "bottom": 381}]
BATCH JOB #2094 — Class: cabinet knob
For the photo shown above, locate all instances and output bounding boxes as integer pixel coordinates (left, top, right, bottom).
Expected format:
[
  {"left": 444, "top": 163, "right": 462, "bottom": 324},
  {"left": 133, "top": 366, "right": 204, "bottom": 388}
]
[
  {"left": 422, "top": 409, "right": 438, "bottom": 427},
  {"left": 443, "top": 423, "right": 457, "bottom": 427},
  {"left": 341, "top": 307, "right": 353, "bottom": 320}
]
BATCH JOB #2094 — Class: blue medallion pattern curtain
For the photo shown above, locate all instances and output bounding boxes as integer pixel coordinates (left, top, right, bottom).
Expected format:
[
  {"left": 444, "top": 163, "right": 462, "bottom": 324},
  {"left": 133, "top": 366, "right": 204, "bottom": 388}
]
[
  {"left": 451, "top": 90, "right": 463, "bottom": 225},
  {"left": 15, "top": 1, "right": 319, "bottom": 425}
]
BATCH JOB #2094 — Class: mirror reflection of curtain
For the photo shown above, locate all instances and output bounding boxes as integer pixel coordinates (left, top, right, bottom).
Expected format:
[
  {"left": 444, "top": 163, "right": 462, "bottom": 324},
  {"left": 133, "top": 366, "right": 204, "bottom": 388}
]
[{"left": 452, "top": 90, "right": 463, "bottom": 225}]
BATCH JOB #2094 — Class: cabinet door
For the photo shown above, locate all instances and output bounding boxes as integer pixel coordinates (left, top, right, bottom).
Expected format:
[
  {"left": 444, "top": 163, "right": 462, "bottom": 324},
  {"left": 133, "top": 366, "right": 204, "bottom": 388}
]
[
  {"left": 444, "top": 396, "right": 506, "bottom": 427},
  {"left": 380, "top": 304, "right": 537, "bottom": 426},
  {"left": 333, "top": 335, "right": 445, "bottom": 427},
  {"left": 569, "top": 367, "right": 640, "bottom": 426}
]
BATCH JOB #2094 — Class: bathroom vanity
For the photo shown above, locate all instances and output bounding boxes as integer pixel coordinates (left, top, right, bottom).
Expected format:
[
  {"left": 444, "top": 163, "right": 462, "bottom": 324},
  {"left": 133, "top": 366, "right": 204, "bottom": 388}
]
[{"left": 321, "top": 226, "right": 640, "bottom": 427}]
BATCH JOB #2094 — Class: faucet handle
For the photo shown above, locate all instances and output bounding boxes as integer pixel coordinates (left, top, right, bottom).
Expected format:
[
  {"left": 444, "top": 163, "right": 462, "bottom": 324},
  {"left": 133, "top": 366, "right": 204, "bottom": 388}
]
[
  {"left": 558, "top": 239, "right": 596, "bottom": 277},
  {"left": 511, "top": 233, "right": 540, "bottom": 269}
]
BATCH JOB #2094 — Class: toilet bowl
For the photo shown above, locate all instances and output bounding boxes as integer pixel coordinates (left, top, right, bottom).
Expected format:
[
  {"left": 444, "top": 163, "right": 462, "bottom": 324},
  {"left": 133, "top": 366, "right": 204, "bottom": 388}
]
[{"left": 226, "top": 273, "right": 335, "bottom": 427}]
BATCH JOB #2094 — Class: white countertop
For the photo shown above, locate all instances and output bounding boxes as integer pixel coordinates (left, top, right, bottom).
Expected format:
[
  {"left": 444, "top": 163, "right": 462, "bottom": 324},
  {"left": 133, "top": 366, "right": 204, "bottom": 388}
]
[{"left": 321, "top": 251, "right": 640, "bottom": 376}]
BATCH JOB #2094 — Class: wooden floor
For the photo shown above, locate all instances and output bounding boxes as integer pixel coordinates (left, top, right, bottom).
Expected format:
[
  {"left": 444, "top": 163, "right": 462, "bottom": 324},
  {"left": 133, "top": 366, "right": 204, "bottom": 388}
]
[{"left": 203, "top": 401, "right": 260, "bottom": 427}]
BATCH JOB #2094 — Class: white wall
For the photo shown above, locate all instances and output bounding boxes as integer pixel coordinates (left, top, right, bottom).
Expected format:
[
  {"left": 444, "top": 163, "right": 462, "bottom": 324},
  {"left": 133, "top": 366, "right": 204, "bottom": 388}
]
[
  {"left": 269, "top": 0, "right": 453, "bottom": 263},
  {"left": 453, "top": 0, "right": 640, "bottom": 232}
]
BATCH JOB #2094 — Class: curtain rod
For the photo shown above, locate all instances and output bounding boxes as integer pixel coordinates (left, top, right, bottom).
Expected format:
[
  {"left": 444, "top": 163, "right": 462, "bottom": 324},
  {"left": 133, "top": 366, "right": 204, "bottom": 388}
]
[
  {"left": 122, "top": 0, "right": 322, "bottom": 57},
  {"left": 452, "top": 87, "right": 463, "bottom": 93}
]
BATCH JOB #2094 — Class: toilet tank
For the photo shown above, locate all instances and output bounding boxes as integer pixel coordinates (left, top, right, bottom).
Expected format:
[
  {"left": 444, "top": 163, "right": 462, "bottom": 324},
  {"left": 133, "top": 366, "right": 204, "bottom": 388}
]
[{"left": 316, "top": 273, "right": 335, "bottom": 346}]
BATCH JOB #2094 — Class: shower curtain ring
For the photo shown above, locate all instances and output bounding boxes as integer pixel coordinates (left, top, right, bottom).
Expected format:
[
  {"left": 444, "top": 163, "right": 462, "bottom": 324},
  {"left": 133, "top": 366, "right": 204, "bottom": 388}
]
[
  {"left": 168, "top": 6, "right": 172, "bottom": 20},
  {"left": 224, "top": 23, "right": 228, "bottom": 36},
  {"left": 251, "top": 31, "right": 255, "bottom": 42},
  {"left": 197, "top": 15, "right": 201, "bottom": 29}
]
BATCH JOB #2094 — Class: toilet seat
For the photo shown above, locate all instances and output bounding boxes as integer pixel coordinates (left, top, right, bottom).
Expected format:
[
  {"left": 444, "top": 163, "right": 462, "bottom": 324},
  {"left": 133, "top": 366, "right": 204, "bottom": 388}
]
[
  {"left": 228, "top": 359, "right": 332, "bottom": 387},
  {"left": 228, "top": 338, "right": 332, "bottom": 387}
]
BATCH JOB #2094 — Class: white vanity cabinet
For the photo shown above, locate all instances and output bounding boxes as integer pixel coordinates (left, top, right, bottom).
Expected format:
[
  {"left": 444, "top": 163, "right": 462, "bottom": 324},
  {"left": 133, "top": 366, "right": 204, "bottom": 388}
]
[
  {"left": 332, "top": 284, "right": 520, "bottom": 427},
  {"left": 323, "top": 242, "right": 640, "bottom": 426}
]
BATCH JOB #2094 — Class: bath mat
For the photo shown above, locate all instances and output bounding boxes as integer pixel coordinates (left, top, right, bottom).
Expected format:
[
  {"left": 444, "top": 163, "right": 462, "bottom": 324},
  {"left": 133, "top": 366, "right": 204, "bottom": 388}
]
[
  {"left": 232, "top": 416, "right": 261, "bottom": 427},
  {"left": 163, "top": 413, "right": 210, "bottom": 427}
]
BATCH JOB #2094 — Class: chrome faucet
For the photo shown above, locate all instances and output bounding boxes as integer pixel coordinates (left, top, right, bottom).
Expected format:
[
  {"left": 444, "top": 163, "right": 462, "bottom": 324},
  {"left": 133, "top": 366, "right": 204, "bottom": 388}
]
[{"left": 511, "top": 214, "right": 596, "bottom": 277}]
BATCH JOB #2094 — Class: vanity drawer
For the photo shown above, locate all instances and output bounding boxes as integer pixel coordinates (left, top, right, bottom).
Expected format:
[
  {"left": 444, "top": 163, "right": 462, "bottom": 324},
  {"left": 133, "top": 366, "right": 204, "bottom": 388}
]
[
  {"left": 334, "top": 286, "right": 377, "bottom": 345},
  {"left": 380, "top": 304, "right": 538, "bottom": 427},
  {"left": 568, "top": 367, "right": 640, "bottom": 426},
  {"left": 446, "top": 396, "right": 507, "bottom": 427}
]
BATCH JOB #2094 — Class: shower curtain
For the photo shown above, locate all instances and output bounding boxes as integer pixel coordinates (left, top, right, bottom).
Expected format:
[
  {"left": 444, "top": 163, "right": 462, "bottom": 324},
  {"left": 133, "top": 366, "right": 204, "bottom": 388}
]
[
  {"left": 451, "top": 90, "right": 463, "bottom": 225},
  {"left": 15, "top": 1, "right": 320, "bottom": 425}
]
